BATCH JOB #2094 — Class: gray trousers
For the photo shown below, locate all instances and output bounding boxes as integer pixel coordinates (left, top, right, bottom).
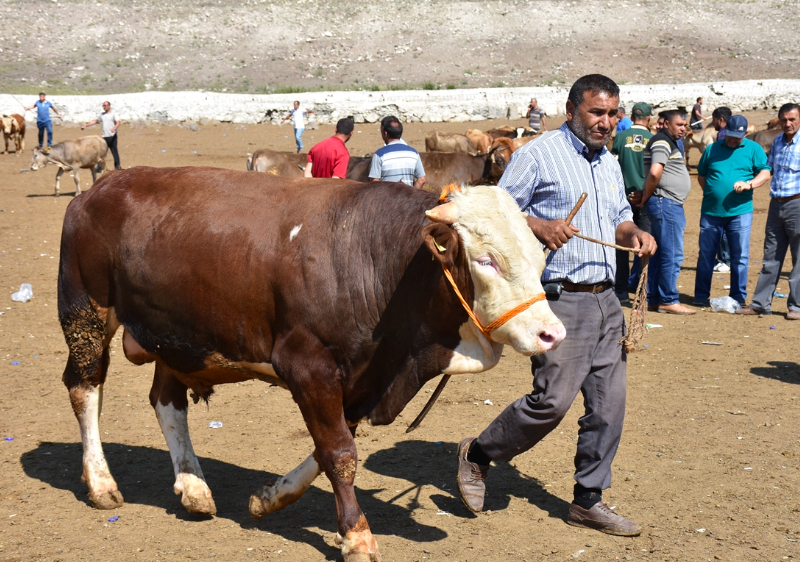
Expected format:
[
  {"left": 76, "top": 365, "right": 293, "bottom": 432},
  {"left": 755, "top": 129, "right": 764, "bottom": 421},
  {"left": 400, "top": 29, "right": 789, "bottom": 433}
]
[
  {"left": 751, "top": 197, "right": 800, "bottom": 313},
  {"left": 476, "top": 289, "right": 627, "bottom": 491}
]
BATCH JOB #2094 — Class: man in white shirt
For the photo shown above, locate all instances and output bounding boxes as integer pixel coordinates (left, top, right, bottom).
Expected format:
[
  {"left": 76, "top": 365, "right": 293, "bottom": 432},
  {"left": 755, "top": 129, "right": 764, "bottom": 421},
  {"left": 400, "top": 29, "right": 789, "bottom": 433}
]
[
  {"left": 81, "top": 101, "right": 121, "bottom": 169},
  {"left": 281, "top": 101, "right": 316, "bottom": 153}
]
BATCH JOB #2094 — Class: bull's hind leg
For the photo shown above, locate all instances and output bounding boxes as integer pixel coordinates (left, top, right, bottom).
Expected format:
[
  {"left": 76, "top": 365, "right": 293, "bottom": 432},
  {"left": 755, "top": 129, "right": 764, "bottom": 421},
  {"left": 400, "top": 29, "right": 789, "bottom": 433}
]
[
  {"left": 60, "top": 298, "right": 122, "bottom": 509},
  {"left": 258, "top": 330, "right": 380, "bottom": 562},
  {"left": 150, "top": 362, "right": 216, "bottom": 515}
]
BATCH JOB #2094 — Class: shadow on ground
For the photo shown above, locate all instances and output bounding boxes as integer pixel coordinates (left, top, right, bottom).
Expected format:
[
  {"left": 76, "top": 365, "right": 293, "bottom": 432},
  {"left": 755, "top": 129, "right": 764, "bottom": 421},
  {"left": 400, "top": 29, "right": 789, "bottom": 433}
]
[
  {"left": 362, "top": 439, "right": 571, "bottom": 522},
  {"left": 750, "top": 361, "right": 800, "bottom": 384},
  {"left": 21, "top": 440, "right": 454, "bottom": 559}
]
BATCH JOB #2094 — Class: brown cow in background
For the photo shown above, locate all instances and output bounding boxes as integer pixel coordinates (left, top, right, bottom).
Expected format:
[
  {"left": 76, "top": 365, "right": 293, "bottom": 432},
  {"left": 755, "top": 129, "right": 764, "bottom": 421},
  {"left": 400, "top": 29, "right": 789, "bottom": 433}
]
[
  {"left": 1, "top": 113, "right": 25, "bottom": 154},
  {"left": 465, "top": 128, "right": 492, "bottom": 154},
  {"left": 424, "top": 130, "right": 477, "bottom": 154}
]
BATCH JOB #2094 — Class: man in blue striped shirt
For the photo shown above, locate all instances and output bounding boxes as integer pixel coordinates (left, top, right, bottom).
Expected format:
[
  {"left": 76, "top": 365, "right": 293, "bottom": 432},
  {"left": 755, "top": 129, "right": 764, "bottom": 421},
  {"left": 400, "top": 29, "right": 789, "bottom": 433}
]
[
  {"left": 369, "top": 116, "right": 426, "bottom": 189},
  {"left": 738, "top": 103, "right": 800, "bottom": 319},
  {"left": 457, "top": 74, "right": 656, "bottom": 537}
]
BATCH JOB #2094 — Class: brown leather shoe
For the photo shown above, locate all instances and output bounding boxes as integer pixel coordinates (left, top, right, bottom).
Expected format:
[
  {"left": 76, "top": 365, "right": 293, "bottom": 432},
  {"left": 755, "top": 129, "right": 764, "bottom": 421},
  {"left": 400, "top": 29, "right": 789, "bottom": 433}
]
[
  {"left": 456, "top": 437, "right": 488, "bottom": 513},
  {"left": 787, "top": 310, "right": 800, "bottom": 320},
  {"left": 735, "top": 306, "right": 769, "bottom": 316},
  {"left": 567, "top": 501, "right": 641, "bottom": 536}
]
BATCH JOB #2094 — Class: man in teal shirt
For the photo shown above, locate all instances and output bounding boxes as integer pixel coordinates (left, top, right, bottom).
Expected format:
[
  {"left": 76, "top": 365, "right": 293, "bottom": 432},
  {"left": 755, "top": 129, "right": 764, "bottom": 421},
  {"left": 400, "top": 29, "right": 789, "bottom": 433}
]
[{"left": 693, "top": 115, "right": 772, "bottom": 306}]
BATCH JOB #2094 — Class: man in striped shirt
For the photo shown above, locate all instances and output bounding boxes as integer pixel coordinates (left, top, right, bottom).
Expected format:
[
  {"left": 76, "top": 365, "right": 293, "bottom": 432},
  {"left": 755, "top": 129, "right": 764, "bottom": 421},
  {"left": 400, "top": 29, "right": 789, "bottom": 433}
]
[
  {"left": 369, "top": 116, "right": 426, "bottom": 189},
  {"left": 457, "top": 74, "right": 656, "bottom": 537},
  {"left": 738, "top": 103, "right": 800, "bottom": 319}
]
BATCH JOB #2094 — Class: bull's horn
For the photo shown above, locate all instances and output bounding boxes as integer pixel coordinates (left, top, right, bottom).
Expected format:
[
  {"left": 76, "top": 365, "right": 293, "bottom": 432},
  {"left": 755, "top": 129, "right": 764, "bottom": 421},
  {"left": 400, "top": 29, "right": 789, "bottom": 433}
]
[{"left": 425, "top": 201, "right": 459, "bottom": 224}]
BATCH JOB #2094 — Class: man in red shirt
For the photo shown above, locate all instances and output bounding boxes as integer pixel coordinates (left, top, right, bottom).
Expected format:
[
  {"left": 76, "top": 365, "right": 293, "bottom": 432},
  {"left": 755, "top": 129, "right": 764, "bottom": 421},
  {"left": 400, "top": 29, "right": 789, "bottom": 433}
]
[{"left": 304, "top": 118, "right": 354, "bottom": 178}]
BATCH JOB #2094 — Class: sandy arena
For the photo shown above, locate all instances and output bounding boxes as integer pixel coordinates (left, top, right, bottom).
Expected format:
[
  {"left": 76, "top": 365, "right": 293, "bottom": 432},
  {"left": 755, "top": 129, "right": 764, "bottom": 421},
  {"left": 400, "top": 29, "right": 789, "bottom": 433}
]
[{"left": 1, "top": 115, "right": 799, "bottom": 561}]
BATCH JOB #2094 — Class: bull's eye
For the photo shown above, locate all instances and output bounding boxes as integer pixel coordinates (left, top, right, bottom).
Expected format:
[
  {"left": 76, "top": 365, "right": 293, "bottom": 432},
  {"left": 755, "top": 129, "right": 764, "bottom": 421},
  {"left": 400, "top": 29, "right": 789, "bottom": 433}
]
[{"left": 478, "top": 258, "right": 493, "bottom": 267}]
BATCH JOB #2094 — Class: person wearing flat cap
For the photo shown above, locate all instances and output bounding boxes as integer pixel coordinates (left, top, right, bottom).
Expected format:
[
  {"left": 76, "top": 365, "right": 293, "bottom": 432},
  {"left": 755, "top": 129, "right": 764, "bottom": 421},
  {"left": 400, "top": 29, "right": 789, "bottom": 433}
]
[{"left": 692, "top": 114, "right": 772, "bottom": 308}]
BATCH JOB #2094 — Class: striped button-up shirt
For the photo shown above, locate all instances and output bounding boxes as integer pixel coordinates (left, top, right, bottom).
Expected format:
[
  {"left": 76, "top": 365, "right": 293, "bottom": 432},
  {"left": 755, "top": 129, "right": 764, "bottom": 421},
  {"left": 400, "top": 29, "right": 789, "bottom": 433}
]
[
  {"left": 499, "top": 122, "right": 633, "bottom": 284},
  {"left": 768, "top": 133, "right": 800, "bottom": 199}
]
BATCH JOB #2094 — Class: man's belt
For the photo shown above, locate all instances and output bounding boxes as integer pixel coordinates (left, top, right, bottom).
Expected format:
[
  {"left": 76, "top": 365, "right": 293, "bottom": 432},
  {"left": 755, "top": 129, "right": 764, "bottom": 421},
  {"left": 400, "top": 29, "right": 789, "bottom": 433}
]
[
  {"left": 775, "top": 193, "right": 800, "bottom": 203},
  {"left": 561, "top": 281, "right": 613, "bottom": 294}
]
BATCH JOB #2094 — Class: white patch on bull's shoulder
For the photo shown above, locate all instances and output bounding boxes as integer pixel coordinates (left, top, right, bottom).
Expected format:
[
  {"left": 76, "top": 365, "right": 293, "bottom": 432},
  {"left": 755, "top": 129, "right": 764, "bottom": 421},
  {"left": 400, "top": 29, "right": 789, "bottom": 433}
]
[
  {"left": 442, "top": 321, "right": 503, "bottom": 374},
  {"left": 289, "top": 224, "right": 302, "bottom": 242}
]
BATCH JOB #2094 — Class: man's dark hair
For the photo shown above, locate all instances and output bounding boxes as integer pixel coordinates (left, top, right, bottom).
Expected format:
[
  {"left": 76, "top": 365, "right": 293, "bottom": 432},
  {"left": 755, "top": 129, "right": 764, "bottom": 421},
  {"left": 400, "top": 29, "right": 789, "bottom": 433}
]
[
  {"left": 39, "top": 91, "right": 46, "bottom": 96},
  {"left": 711, "top": 107, "right": 732, "bottom": 122},
  {"left": 567, "top": 74, "right": 620, "bottom": 109},
  {"left": 380, "top": 115, "right": 403, "bottom": 139},
  {"left": 335, "top": 118, "right": 354, "bottom": 135},
  {"left": 662, "top": 109, "right": 687, "bottom": 123},
  {"left": 618, "top": 106, "right": 626, "bottom": 114},
  {"left": 697, "top": 97, "right": 703, "bottom": 103},
  {"left": 778, "top": 103, "right": 800, "bottom": 119}
]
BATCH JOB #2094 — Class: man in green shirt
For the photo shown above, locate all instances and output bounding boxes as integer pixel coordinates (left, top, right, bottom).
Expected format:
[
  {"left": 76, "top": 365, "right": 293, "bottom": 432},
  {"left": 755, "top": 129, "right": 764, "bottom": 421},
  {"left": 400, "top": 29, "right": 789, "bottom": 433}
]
[
  {"left": 611, "top": 102, "right": 654, "bottom": 303},
  {"left": 693, "top": 115, "right": 772, "bottom": 306}
]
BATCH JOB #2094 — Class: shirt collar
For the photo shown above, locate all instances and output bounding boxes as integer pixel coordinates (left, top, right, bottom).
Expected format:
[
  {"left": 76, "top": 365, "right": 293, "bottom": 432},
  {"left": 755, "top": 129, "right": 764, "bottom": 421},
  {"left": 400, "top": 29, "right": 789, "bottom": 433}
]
[
  {"left": 630, "top": 124, "right": 649, "bottom": 131},
  {"left": 561, "top": 121, "right": 605, "bottom": 161},
  {"left": 386, "top": 139, "right": 407, "bottom": 146},
  {"left": 783, "top": 133, "right": 797, "bottom": 145}
]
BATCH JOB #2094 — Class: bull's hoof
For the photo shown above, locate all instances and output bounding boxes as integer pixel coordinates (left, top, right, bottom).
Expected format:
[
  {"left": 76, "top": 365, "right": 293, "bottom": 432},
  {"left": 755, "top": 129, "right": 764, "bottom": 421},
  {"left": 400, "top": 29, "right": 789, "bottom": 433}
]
[
  {"left": 248, "top": 493, "right": 268, "bottom": 519},
  {"left": 181, "top": 491, "right": 216, "bottom": 516},
  {"left": 89, "top": 489, "right": 124, "bottom": 510}
]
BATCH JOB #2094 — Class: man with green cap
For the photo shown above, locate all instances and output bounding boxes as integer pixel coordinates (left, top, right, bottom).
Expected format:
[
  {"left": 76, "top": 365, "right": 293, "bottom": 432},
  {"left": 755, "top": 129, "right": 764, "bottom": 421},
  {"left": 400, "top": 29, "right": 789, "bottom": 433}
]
[{"left": 612, "top": 102, "right": 654, "bottom": 302}]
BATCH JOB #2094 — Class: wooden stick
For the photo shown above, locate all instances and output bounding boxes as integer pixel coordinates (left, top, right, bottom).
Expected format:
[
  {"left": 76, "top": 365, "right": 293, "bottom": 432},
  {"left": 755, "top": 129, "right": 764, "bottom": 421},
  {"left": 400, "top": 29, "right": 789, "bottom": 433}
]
[
  {"left": 573, "top": 232, "right": 639, "bottom": 253},
  {"left": 565, "top": 193, "right": 587, "bottom": 226}
]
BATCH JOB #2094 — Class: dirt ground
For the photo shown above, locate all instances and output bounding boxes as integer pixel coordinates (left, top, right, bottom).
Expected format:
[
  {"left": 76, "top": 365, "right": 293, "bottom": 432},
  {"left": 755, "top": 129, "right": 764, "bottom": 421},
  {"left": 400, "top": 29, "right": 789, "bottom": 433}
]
[{"left": 1, "top": 116, "right": 799, "bottom": 562}]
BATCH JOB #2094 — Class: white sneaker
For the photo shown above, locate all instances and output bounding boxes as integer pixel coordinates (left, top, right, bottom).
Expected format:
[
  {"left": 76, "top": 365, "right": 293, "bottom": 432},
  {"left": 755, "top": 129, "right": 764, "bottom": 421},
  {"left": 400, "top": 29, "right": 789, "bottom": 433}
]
[{"left": 713, "top": 263, "right": 730, "bottom": 273}]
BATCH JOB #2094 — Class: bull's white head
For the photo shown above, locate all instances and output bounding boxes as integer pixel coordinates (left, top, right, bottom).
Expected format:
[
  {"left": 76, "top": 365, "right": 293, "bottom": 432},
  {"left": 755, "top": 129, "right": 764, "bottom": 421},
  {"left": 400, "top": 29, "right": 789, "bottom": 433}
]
[
  {"left": 423, "top": 185, "right": 565, "bottom": 368},
  {"left": 30, "top": 147, "right": 49, "bottom": 171},
  {"left": 0, "top": 116, "right": 13, "bottom": 135}
]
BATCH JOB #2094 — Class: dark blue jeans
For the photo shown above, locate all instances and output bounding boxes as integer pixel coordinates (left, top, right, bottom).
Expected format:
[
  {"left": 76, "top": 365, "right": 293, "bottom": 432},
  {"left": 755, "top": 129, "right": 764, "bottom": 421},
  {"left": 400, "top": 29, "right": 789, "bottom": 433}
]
[
  {"left": 646, "top": 196, "right": 686, "bottom": 306},
  {"left": 693, "top": 213, "right": 752, "bottom": 305},
  {"left": 37, "top": 120, "right": 53, "bottom": 147}
]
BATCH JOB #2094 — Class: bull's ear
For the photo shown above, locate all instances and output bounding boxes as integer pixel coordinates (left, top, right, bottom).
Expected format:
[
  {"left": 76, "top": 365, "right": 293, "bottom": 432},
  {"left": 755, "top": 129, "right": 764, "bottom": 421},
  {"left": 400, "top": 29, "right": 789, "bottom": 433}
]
[
  {"left": 425, "top": 201, "right": 459, "bottom": 224},
  {"left": 422, "top": 223, "right": 459, "bottom": 269}
]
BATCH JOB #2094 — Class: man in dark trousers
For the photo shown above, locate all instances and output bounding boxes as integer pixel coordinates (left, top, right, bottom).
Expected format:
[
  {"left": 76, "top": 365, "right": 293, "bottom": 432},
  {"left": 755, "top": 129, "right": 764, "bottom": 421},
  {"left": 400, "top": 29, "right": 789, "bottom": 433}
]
[
  {"left": 456, "top": 74, "right": 656, "bottom": 537},
  {"left": 611, "top": 102, "right": 653, "bottom": 303},
  {"left": 303, "top": 118, "right": 354, "bottom": 179},
  {"left": 82, "top": 101, "right": 122, "bottom": 170}
]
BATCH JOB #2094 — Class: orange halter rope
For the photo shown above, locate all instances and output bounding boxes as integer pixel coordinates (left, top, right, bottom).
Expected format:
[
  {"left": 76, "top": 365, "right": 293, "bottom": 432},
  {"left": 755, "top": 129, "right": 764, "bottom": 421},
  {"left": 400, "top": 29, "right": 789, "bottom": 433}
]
[{"left": 440, "top": 264, "right": 546, "bottom": 342}]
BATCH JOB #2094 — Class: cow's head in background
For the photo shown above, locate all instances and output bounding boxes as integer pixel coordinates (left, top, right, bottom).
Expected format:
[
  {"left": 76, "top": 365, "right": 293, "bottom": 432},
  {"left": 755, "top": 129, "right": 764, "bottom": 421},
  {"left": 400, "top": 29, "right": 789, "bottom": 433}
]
[
  {"left": 423, "top": 185, "right": 565, "bottom": 363},
  {"left": 0, "top": 116, "right": 14, "bottom": 135},
  {"left": 30, "top": 147, "right": 49, "bottom": 171}
]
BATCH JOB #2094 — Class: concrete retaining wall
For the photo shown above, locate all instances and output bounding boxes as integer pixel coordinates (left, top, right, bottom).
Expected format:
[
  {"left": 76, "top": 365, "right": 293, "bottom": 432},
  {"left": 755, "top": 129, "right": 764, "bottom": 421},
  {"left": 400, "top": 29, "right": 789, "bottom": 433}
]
[{"left": 1, "top": 79, "right": 797, "bottom": 126}]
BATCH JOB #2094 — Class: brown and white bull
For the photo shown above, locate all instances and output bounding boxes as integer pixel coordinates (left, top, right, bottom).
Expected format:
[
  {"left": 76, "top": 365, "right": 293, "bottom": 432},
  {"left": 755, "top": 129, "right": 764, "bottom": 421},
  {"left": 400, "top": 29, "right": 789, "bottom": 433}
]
[
  {"left": 30, "top": 136, "right": 108, "bottom": 195},
  {"left": 58, "top": 167, "right": 564, "bottom": 562},
  {"left": 1, "top": 113, "right": 25, "bottom": 154}
]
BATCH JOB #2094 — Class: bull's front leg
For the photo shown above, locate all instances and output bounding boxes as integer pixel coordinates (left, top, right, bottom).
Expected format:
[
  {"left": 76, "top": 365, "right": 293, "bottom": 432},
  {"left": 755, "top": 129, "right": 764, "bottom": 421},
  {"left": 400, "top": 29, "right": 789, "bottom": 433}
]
[
  {"left": 266, "top": 329, "right": 380, "bottom": 562},
  {"left": 150, "top": 362, "right": 216, "bottom": 516}
]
